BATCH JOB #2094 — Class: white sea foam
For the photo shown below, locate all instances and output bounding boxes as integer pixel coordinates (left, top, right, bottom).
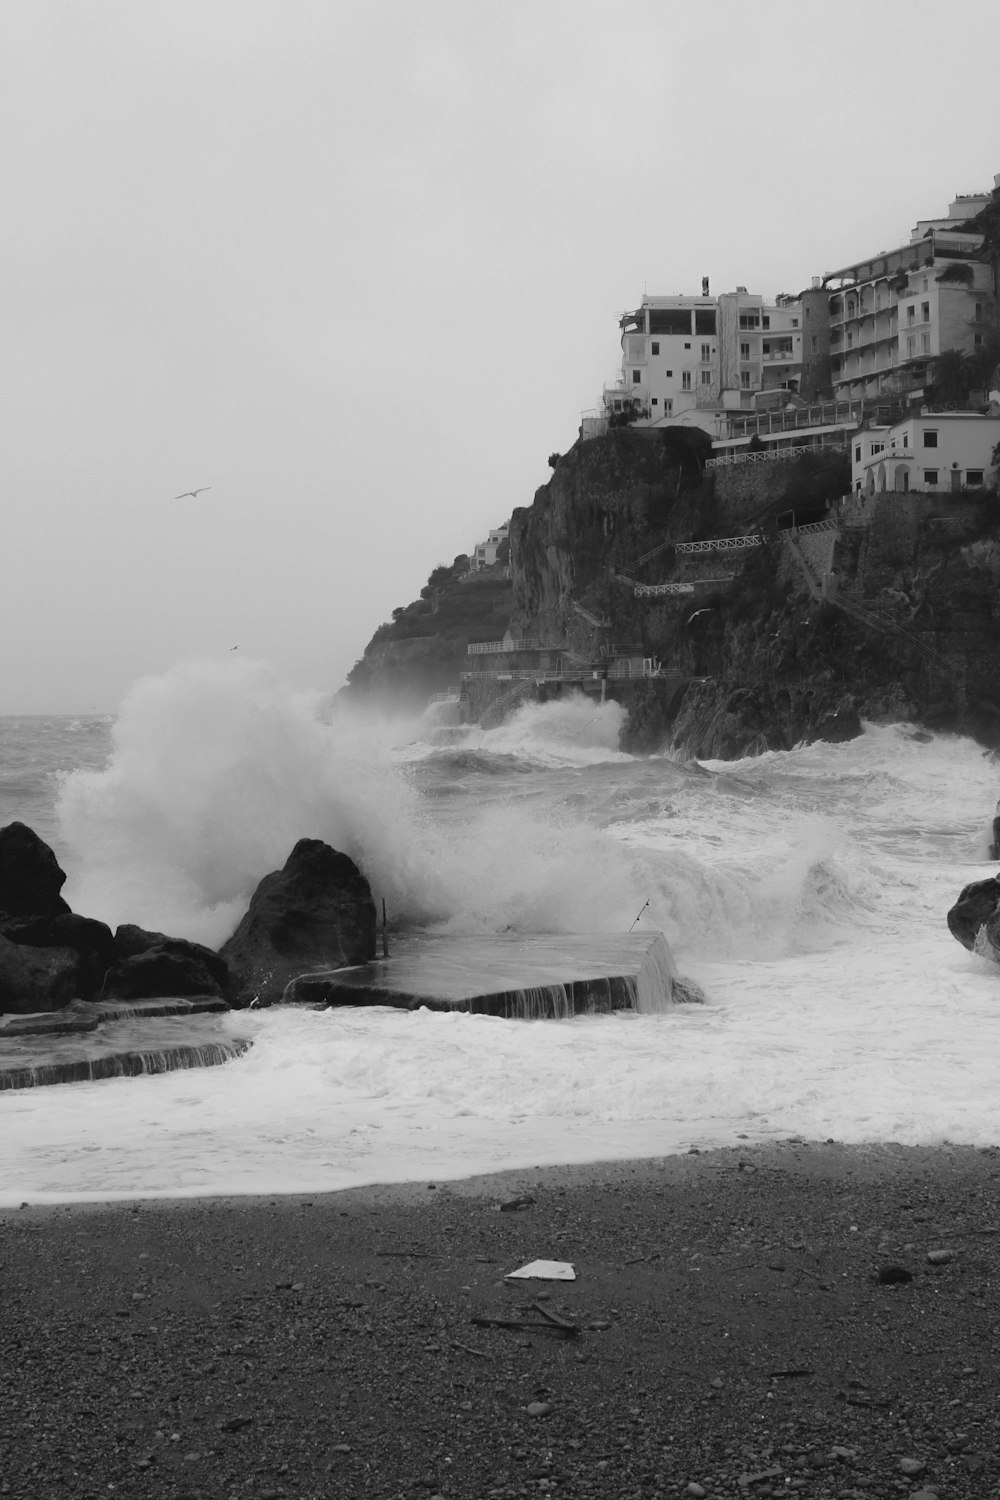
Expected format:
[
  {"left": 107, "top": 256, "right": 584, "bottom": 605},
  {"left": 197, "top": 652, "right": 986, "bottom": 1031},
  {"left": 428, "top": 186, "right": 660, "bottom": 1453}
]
[{"left": 4, "top": 664, "right": 1000, "bottom": 1203}]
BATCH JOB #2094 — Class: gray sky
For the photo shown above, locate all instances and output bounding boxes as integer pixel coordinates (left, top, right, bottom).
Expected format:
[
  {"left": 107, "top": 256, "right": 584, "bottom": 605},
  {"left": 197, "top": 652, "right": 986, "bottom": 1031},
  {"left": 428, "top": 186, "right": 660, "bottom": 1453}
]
[{"left": 3, "top": 0, "right": 999, "bottom": 714}]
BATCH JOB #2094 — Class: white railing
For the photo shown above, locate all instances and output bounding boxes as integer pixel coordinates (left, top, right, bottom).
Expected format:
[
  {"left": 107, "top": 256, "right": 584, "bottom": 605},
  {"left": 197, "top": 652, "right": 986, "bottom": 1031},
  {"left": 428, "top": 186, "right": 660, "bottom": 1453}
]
[
  {"left": 707, "top": 445, "right": 814, "bottom": 470},
  {"left": 634, "top": 582, "right": 695, "bottom": 596},
  {"left": 778, "top": 518, "right": 838, "bottom": 536},
  {"left": 634, "top": 574, "right": 736, "bottom": 598},
  {"left": 467, "top": 638, "right": 548, "bottom": 655},
  {"left": 675, "top": 535, "right": 762, "bottom": 553},
  {"left": 462, "top": 665, "right": 667, "bottom": 683}
]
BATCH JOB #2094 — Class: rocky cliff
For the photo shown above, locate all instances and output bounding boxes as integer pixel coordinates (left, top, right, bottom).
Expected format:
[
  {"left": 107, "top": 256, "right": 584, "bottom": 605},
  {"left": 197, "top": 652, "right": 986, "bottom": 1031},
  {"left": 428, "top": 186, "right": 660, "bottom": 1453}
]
[
  {"left": 507, "top": 429, "right": 1000, "bottom": 755},
  {"left": 345, "top": 428, "right": 1000, "bottom": 756}
]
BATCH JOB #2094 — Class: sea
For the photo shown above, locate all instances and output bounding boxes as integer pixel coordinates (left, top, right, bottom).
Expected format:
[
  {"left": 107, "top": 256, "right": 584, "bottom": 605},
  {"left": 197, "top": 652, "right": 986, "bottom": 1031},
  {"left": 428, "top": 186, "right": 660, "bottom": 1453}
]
[{"left": 3, "top": 655, "right": 1000, "bottom": 1205}]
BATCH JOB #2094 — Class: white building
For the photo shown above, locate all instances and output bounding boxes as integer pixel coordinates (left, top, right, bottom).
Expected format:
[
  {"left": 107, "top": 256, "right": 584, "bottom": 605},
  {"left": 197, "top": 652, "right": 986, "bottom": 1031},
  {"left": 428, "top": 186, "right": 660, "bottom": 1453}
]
[
  {"left": 825, "top": 183, "right": 997, "bottom": 403},
  {"left": 851, "top": 411, "right": 1000, "bottom": 495},
  {"left": 604, "top": 286, "right": 808, "bottom": 437},
  {"left": 470, "top": 522, "right": 509, "bottom": 570}
]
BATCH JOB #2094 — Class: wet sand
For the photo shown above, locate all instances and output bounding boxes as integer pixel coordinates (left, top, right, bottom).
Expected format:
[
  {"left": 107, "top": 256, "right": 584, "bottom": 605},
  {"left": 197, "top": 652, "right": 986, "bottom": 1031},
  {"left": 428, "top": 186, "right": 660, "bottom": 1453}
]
[{"left": 3, "top": 1140, "right": 999, "bottom": 1499}]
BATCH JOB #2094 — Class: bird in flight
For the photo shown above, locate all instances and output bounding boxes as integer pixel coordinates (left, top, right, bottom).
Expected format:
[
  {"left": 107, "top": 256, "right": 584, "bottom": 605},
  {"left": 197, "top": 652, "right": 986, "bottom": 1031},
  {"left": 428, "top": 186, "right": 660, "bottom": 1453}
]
[{"left": 174, "top": 486, "right": 212, "bottom": 499}]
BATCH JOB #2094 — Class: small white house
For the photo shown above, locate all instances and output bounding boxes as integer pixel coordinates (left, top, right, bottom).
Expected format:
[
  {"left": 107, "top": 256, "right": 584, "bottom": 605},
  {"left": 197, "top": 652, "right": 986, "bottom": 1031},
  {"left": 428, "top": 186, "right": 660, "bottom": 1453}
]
[
  {"left": 851, "top": 411, "right": 1000, "bottom": 495},
  {"left": 470, "top": 522, "right": 509, "bottom": 570}
]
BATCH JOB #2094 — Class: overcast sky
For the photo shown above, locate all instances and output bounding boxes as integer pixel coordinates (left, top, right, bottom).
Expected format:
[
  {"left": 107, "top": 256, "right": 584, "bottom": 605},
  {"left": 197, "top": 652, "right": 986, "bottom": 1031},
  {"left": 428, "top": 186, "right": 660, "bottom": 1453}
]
[{"left": 2, "top": 0, "right": 999, "bottom": 714}]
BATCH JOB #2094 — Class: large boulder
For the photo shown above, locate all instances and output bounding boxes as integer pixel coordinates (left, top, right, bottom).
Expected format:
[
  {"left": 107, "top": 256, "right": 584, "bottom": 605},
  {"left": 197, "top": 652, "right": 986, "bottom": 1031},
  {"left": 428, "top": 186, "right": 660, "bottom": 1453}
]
[
  {"left": 220, "top": 839, "right": 376, "bottom": 1007},
  {"left": 0, "top": 913, "right": 117, "bottom": 1001},
  {"left": 0, "top": 822, "right": 71, "bottom": 916},
  {"left": 105, "top": 924, "right": 229, "bottom": 1000},
  {"left": 0, "top": 933, "right": 79, "bottom": 1013},
  {"left": 947, "top": 876, "right": 1000, "bottom": 958}
]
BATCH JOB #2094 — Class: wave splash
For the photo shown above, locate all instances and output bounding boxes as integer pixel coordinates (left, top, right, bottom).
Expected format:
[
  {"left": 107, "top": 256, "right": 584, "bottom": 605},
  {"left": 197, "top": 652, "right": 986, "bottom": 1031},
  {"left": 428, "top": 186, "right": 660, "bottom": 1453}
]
[
  {"left": 52, "top": 661, "right": 992, "bottom": 964},
  {"left": 55, "top": 661, "right": 653, "bottom": 946}
]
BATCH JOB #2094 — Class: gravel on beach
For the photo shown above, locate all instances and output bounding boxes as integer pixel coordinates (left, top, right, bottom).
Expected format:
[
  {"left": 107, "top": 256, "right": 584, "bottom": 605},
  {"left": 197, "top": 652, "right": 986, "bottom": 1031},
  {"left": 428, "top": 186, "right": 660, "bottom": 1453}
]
[{"left": 3, "top": 1139, "right": 1000, "bottom": 1500}]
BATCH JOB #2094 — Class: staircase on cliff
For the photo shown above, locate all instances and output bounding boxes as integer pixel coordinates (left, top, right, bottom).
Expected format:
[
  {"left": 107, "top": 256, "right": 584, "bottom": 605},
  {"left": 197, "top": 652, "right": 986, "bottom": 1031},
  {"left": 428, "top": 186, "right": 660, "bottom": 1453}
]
[{"left": 780, "top": 523, "right": 968, "bottom": 713}]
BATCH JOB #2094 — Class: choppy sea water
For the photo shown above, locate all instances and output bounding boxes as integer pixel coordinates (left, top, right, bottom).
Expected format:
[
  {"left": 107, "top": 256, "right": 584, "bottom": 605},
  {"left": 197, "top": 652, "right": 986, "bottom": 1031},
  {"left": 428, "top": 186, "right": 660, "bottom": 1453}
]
[{"left": 2, "top": 657, "right": 1000, "bottom": 1204}]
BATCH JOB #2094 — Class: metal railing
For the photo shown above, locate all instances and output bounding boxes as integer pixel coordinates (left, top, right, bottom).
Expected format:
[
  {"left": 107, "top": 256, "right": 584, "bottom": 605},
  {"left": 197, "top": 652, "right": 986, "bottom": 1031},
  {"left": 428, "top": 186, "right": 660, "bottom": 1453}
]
[
  {"left": 467, "top": 638, "right": 548, "bottom": 655},
  {"left": 707, "top": 444, "right": 814, "bottom": 470},
  {"left": 675, "top": 535, "right": 762, "bottom": 553}
]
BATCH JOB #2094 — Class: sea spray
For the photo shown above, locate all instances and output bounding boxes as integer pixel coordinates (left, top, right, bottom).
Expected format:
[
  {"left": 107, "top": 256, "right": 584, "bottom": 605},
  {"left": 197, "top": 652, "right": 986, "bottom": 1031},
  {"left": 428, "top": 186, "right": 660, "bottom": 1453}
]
[{"left": 54, "top": 662, "right": 658, "bottom": 944}]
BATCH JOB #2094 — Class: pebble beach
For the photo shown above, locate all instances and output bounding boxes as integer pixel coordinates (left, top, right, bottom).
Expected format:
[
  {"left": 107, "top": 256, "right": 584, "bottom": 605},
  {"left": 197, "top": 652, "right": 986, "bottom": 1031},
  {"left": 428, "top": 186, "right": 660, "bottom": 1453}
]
[{"left": 4, "top": 1139, "right": 999, "bottom": 1500}]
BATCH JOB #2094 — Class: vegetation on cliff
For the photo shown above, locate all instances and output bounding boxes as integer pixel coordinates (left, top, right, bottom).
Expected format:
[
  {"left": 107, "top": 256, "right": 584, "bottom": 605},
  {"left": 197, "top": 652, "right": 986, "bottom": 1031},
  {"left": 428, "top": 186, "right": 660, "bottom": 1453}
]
[{"left": 341, "top": 554, "right": 513, "bottom": 713}]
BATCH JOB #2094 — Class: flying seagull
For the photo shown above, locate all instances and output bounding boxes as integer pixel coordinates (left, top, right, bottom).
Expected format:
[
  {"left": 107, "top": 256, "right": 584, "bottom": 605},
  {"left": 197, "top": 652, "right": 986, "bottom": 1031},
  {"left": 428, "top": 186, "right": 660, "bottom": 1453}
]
[{"left": 174, "top": 486, "right": 212, "bottom": 499}]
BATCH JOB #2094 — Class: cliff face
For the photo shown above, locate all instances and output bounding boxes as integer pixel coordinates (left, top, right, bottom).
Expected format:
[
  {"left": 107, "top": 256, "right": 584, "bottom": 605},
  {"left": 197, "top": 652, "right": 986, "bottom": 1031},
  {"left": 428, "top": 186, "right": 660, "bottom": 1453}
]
[
  {"left": 345, "top": 428, "right": 1000, "bottom": 755},
  {"left": 340, "top": 565, "right": 513, "bottom": 713},
  {"left": 508, "top": 432, "right": 1000, "bottom": 756}
]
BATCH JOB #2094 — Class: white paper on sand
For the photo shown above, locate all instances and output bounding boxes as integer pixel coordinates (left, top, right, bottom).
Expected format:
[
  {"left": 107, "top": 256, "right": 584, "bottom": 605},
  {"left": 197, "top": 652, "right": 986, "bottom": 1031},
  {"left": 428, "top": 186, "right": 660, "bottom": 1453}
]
[{"left": 505, "top": 1259, "right": 576, "bottom": 1281}]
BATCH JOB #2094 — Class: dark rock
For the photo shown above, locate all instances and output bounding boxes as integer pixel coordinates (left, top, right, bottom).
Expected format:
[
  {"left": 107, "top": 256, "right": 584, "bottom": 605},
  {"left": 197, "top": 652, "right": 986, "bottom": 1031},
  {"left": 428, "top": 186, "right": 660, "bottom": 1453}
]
[
  {"left": 220, "top": 838, "right": 376, "bottom": 1008},
  {"left": 113, "top": 924, "right": 229, "bottom": 989},
  {"left": 102, "top": 949, "right": 224, "bottom": 1001},
  {"left": 815, "top": 708, "right": 862, "bottom": 744},
  {"left": 0, "top": 822, "right": 70, "bottom": 916},
  {"left": 946, "top": 875, "right": 1000, "bottom": 956},
  {"left": 0, "top": 933, "right": 79, "bottom": 1013},
  {"left": 877, "top": 1263, "right": 913, "bottom": 1284},
  {"left": 0, "top": 913, "right": 117, "bottom": 1000}
]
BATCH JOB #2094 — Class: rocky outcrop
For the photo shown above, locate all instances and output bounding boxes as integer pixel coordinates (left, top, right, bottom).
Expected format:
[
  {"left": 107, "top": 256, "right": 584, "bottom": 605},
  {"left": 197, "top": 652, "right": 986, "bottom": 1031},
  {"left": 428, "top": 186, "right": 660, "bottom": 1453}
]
[
  {"left": 0, "top": 912, "right": 118, "bottom": 1003},
  {"left": 103, "top": 924, "right": 228, "bottom": 1001},
  {"left": 0, "top": 934, "right": 78, "bottom": 1013},
  {"left": 947, "top": 876, "right": 1000, "bottom": 959},
  {"left": 0, "top": 824, "right": 234, "bottom": 1014},
  {"left": 0, "top": 821, "right": 71, "bottom": 916},
  {"left": 220, "top": 839, "right": 377, "bottom": 1008}
]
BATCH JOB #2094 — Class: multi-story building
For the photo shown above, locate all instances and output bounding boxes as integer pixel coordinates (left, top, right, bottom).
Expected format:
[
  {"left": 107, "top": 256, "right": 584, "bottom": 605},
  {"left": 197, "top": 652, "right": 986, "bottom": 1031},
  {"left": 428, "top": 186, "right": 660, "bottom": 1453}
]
[
  {"left": 851, "top": 411, "right": 1000, "bottom": 495},
  {"left": 606, "top": 284, "right": 808, "bottom": 437},
  {"left": 824, "top": 187, "right": 996, "bottom": 403},
  {"left": 595, "top": 178, "right": 998, "bottom": 461}
]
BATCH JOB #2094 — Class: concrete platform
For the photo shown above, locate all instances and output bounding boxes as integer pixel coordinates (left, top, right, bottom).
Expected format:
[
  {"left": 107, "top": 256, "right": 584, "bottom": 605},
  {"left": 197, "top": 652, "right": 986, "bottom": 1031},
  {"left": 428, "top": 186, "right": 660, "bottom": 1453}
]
[
  {"left": 284, "top": 930, "right": 684, "bottom": 1018},
  {"left": 0, "top": 1001, "right": 253, "bottom": 1091}
]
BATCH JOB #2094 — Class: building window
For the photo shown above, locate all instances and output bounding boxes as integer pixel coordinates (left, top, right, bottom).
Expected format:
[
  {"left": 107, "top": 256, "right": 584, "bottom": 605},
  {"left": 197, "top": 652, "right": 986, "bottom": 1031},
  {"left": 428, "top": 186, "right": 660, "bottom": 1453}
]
[
  {"left": 664, "top": 399, "right": 673, "bottom": 415},
  {"left": 903, "top": 434, "right": 909, "bottom": 447},
  {"left": 681, "top": 371, "right": 691, "bottom": 391},
  {"left": 855, "top": 445, "right": 861, "bottom": 462},
  {"left": 921, "top": 333, "right": 930, "bottom": 353},
  {"left": 811, "top": 336, "right": 818, "bottom": 352},
  {"left": 791, "top": 318, "right": 799, "bottom": 327},
  {"left": 694, "top": 310, "right": 716, "bottom": 335},
  {"left": 684, "top": 342, "right": 691, "bottom": 350},
  {"left": 665, "top": 369, "right": 673, "bottom": 377},
  {"left": 740, "top": 371, "right": 751, "bottom": 389},
  {"left": 906, "top": 336, "right": 916, "bottom": 358},
  {"left": 649, "top": 309, "right": 691, "bottom": 335},
  {"left": 924, "top": 470, "right": 939, "bottom": 486},
  {"left": 651, "top": 397, "right": 658, "bottom": 406},
  {"left": 631, "top": 369, "right": 641, "bottom": 384},
  {"left": 740, "top": 341, "right": 750, "bottom": 360},
  {"left": 762, "top": 315, "right": 770, "bottom": 330},
  {"left": 907, "top": 305, "right": 915, "bottom": 324},
  {"left": 975, "top": 303, "right": 983, "bottom": 322},
  {"left": 738, "top": 310, "right": 760, "bottom": 329},
  {"left": 700, "top": 369, "right": 712, "bottom": 385},
  {"left": 974, "top": 333, "right": 984, "bottom": 347},
  {"left": 701, "top": 343, "right": 711, "bottom": 362},
  {"left": 922, "top": 430, "right": 938, "bottom": 448},
  {"left": 921, "top": 302, "right": 929, "bottom": 322},
  {"left": 967, "top": 470, "right": 984, "bottom": 486},
  {"left": 651, "top": 342, "right": 659, "bottom": 355}
]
